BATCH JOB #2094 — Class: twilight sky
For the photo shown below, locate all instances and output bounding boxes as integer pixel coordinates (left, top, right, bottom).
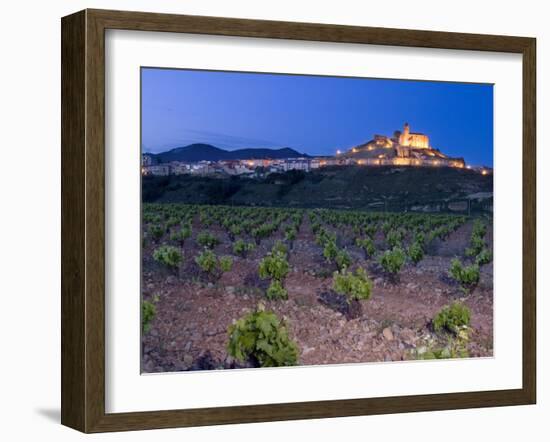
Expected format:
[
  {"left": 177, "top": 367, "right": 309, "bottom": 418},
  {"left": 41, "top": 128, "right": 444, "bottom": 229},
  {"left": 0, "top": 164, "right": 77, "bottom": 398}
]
[{"left": 141, "top": 68, "right": 494, "bottom": 167}]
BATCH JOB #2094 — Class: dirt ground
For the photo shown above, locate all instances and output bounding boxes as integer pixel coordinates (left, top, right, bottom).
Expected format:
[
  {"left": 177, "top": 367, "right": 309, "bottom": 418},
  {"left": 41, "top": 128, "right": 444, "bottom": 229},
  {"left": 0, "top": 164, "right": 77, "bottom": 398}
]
[{"left": 141, "top": 217, "right": 493, "bottom": 373}]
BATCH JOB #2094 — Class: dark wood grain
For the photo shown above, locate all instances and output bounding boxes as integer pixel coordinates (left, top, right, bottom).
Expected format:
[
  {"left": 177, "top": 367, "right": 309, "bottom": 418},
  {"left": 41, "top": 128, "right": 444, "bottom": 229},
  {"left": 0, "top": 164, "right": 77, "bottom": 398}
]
[
  {"left": 522, "top": 38, "right": 537, "bottom": 403},
  {"left": 85, "top": 9, "right": 107, "bottom": 433},
  {"left": 61, "top": 8, "right": 537, "bottom": 433},
  {"left": 61, "top": 10, "right": 86, "bottom": 431},
  {"left": 90, "top": 8, "right": 532, "bottom": 53}
]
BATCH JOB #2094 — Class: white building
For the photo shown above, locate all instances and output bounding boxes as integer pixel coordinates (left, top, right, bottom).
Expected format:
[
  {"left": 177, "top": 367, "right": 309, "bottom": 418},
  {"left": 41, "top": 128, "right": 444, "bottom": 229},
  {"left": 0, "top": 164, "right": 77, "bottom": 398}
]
[
  {"left": 142, "top": 154, "right": 154, "bottom": 166},
  {"left": 169, "top": 161, "right": 191, "bottom": 175},
  {"left": 143, "top": 164, "right": 171, "bottom": 176}
]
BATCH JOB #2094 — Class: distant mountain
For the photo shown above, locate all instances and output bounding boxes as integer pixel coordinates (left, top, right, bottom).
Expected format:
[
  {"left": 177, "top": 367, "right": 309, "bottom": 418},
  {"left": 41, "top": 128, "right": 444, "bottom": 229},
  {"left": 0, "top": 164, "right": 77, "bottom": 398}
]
[{"left": 149, "top": 144, "right": 309, "bottom": 163}]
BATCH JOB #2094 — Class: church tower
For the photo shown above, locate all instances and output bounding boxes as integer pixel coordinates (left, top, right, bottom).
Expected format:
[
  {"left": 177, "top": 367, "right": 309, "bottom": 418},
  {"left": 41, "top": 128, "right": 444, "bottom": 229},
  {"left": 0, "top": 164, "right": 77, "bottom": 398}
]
[
  {"left": 398, "top": 122, "right": 429, "bottom": 148},
  {"left": 399, "top": 122, "right": 411, "bottom": 146}
]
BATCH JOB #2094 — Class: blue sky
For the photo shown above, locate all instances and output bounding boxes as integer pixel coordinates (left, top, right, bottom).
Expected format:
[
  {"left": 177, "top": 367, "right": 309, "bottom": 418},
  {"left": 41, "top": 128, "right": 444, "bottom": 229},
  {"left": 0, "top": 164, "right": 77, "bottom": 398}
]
[{"left": 141, "top": 68, "right": 493, "bottom": 167}]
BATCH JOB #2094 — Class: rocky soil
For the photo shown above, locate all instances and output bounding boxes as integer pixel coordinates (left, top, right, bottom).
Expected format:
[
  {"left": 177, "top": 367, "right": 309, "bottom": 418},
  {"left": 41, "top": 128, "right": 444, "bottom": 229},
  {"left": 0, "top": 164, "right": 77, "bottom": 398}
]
[{"left": 141, "top": 219, "right": 493, "bottom": 373}]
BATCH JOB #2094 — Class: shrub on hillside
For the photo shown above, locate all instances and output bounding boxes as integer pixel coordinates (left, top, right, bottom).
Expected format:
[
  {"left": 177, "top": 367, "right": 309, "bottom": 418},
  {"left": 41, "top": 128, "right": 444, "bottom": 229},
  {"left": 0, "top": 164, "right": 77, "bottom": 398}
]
[
  {"left": 471, "top": 219, "right": 487, "bottom": 238},
  {"left": 219, "top": 256, "right": 233, "bottom": 273},
  {"left": 413, "top": 231, "right": 426, "bottom": 248},
  {"left": 449, "top": 258, "right": 480, "bottom": 291},
  {"left": 251, "top": 223, "right": 277, "bottom": 243},
  {"left": 465, "top": 235, "right": 485, "bottom": 257},
  {"left": 266, "top": 279, "right": 288, "bottom": 300},
  {"left": 408, "top": 241, "right": 424, "bottom": 264},
  {"left": 153, "top": 245, "right": 182, "bottom": 268},
  {"left": 197, "top": 231, "right": 220, "bottom": 249},
  {"left": 149, "top": 224, "right": 165, "bottom": 241},
  {"left": 475, "top": 248, "right": 492, "bottom": 266},
  {"left": 195, "top": 249, "right": 218, "bottom": 274},
  {"left": 259, "top": 251, "right": 290, "bottom": 300},
  {"left": 227, "top": 307, "right": 298, "bottom": 367},
  {"left": 386, "top": 229, "right": 404, "bottom": 248},
  {"left": 335, "top": 249, "right": 352, "bottom": 271},
  {"left": 229, "top": 224, "right": 242, "bottom": 238},
  {"left": 272, "top": 240, "right": 288, "bottom": 257},
  {"left": 363, "top": 223, "right": 377, "bottom": 238},
  {"left": 379, "top": 247, "right": 406, "bottom": 274},
  {"left": 142, "top": 300, "right": 156, "bottom": 334},
  {"left": 323, "top": 240, "right": 339, "bottom": 263},
  {"left": 166, "top": 216, "right": 179, "bottom": 228},
  {"left": 433, "top": 302, "right": 471, "bottom": 334},
  {"left": 466, "top": 219, "right": 488, "bottom": 257},
  {"left": 195, "top": 250, "right": 233, "bottom": 279},
  {"left": 316, "top": 229, "right": 335, "bottom": 246},
  {"left": 284, "top": 225, "right": 298, "bottom": 243},
  {"left": 259, "top": 252, "right": 290, "bottom": 282},
  {"left": 233, "top": 239, "right": 255, "bottom": 257},
  {"left": 170, "top": 225, "right": 191, "bottom": 245},
  {"left": 332, "top": 267, "right": 373, "bottom": 303},
  {"left": 356, "top": 237, "right": 376, "bottom": 258}
]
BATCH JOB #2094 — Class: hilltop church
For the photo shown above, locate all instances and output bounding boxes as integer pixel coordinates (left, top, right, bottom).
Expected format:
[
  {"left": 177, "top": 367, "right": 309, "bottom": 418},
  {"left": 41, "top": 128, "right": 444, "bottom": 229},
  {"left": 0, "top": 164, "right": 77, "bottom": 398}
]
[{"left": 338, "top": 123, "right": 465, "bottom": 168}]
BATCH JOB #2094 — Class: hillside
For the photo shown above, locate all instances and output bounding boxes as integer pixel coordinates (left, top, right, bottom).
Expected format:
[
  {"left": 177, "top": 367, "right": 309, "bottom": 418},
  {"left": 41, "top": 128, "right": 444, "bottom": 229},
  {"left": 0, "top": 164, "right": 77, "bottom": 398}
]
[
  {"left": 142, "top": 166, "right": 493, "bottom": 213},
  {"left": 149, "top": 144, "right": 308, "bottom": 163}
]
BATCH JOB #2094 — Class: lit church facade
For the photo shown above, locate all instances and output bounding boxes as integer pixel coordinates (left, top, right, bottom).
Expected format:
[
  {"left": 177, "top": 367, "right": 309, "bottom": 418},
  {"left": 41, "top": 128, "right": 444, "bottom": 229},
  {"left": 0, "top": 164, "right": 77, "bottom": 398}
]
[{"left": 338, "top": 123, "right": 466, "bottom": 169}]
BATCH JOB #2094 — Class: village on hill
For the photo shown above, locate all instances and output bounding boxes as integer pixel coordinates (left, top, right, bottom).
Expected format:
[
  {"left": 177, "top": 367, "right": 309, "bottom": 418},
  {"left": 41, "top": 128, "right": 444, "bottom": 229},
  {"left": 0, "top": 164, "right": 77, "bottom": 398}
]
[{"left": 141, "top": 123, "right": 493, "bottom": 177}]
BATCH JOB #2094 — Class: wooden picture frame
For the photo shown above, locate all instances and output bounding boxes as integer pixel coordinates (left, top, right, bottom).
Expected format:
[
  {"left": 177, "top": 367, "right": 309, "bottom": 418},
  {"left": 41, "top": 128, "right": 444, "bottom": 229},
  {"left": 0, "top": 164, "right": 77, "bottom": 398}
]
[{"left": 61, "top": 8, "right": 536, "bottom": 433}]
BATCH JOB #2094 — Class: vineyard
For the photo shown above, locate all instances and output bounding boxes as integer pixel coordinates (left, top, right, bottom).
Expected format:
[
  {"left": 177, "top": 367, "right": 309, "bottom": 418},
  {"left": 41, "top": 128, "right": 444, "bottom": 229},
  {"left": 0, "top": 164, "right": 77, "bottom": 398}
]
[{"left": 141, "top": 203, "right": 493, "bottom": 373}]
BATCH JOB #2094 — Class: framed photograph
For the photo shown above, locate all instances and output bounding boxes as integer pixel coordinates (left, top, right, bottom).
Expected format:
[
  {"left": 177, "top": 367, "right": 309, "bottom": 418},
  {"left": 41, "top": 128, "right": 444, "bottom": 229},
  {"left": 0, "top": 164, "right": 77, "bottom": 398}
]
[{"left": 61, "top": 9, "right": 536, "bottom": 433}]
